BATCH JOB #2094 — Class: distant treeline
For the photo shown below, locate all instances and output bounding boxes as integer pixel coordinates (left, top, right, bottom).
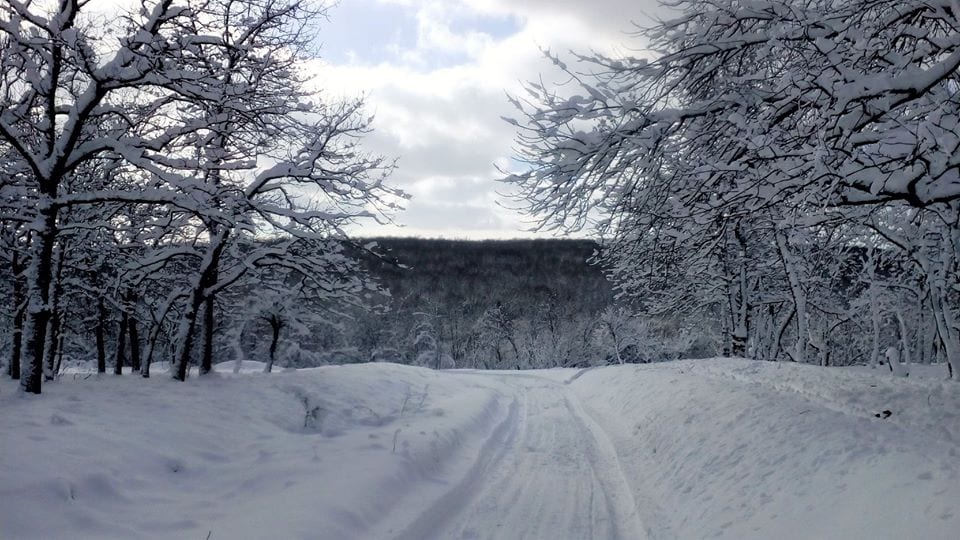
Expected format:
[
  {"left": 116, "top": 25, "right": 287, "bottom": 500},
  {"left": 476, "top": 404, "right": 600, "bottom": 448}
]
[
  {"left": 235, "top": 237, "right": 718, "bottom": 369},
  {"left": 348, "top": 238, "right": 614, "bottom": 368},
  {"left": 0, "top": 236, "right": 711, "bottom": 378},
  {"left": 7, "top": 234, "right": 926, "bottom": 376}
]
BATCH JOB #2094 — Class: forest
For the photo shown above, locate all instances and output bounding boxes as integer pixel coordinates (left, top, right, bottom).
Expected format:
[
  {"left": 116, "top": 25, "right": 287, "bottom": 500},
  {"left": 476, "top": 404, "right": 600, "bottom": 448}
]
[
  {"left": 3, "top": 0, "right": 960, "bottom": 393},
  {"left": 503, "top": 0, "right": 960, "bottom": 380},
  {"left": 191, "top": 237, "right": 719, "bottom": 370},
  {"left": 0, "top": 235, "right": 708, "bottom": 376},
  {"left": 1, "top": 229, "right": 949, "bottom": 379}
]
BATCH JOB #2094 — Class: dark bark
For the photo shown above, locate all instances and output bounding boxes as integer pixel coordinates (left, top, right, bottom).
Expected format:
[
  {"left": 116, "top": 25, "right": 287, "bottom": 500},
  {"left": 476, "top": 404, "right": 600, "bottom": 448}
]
[
  {"left": 54, "top": 332, "right": 65, "bottom": 377},
  {"left": 43, "top": 245, "right": 66, "bottom": 381},
  {"left": 96, "top": 298, "right": 107, "bottom": 373},
  {"left": 129, "top": 315, "right": 141, "bottom": 372},
  {"left": 266, "top": 315, "right": 282, "bottom": 373},
  {"left": 730, "top": 222, "right": 751, "bottom": 358},
  {"left": 9, "top": 249, "right": 24, "bottom": 380},
  {"left": 199, "top": 243, "right": 222, "bottom": 376},
  {"left": 200, "top": 294, "right": 215, "bottom": 375},
  {"left": 114, "top": 310, "right": 128, "bottom": 375},
  {"left": 140, "top": 348, "right": 151, "bottom": 377},
  {"left": 175, "top": 236, "right": 225, "bottom": 381},
  {"left": 174, "top": 290, "right": 203, "bottom": 381},
  {"left": 774, "top": 308, "right": 796, "bottom": 362},
  {"left": 141, "top": 321, "right": 162, "bottom": 378},
  {"left": 434, "top": 323, "right": 444, "bottom": 369},
  {"left": 43, "top": 310, "right": 63, "bottom": 381},
  {"left": 721, "top": 308, "right": 732, "bottom": 358},
  {"left": 21, "top": 208, "right": 57, "bottom": 394}
]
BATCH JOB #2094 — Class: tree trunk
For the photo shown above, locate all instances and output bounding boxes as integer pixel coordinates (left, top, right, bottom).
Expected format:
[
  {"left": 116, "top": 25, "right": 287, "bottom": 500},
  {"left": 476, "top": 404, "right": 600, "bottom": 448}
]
[
  {"left": 96, "top": 298, "right": 107, "bottom": 374},
  {"left": 265, "top": 317, "right": 281, "bottom": 373},
  {"left": 809, "top": 327, "right": 829, "bottom": 367},
  {"left": 43, "top": 243, "right": 65, "bottom": 381},
  {"left": 606, "top": 321, "right": 624, "bottom": 364},
  {"left": 868, "top": 281, "right": 882, "bottom": 369},
  {"left": 21, "top": 207, "right": 58, "bottom": 394},
  {"left": 894, "top": 305, "right": 913, "bottom": 367},
  {"left": 922, "top": 309, "right": 937, "bottom": 365},
  {"left": 776, "top": 230, "right": 808, "bottom": 363},
  {"left": 114, "top": 310, "right": 128, "bottom": 375},
  {"left": 886, "top": 346, "right": 909, "bottom": 377},
  {"left": 9, "top": 248, "right": 24, "bottom": 380},
  {"left": 720, "top": 301, "right": 732, "bottom": 358},
  {"left": 730, "top": 329, "right": 748, "bottom": 358},
  {"left": 54, "top": 333, "right": 65, "bottom": 378},
  {"left": 762, "top": 304, "right": 778, "bottom": 361},
  {"left": 142, "top": 321, "right": 163, "bottom": 379},
  {"left": 200, "top": 294, "right": 216, "bottom": 376},
  {"left": 174, "top": 231, "right": 227, "bottom": 381},
  {"left": 730, "top": 223, "right": 751, "bottom": 357},
  {"left": 143, "top": 296, "right": 180, "bottom": 378},
  {"left": 930, "top": 289, "right": 960, "bottom": 380},
  {"left": 435, "top": 320, "right": 445, "bottom": 369},
  {"left": 43, "top": 310, "right": 63, "bottom": 381},
  {"left": 506, "top": 336, "right": 522, "bottom": 366},
  {"left": 172, "top": 291, "right": 203, "bottom": 381},
  {"left": 772, "top": 306, "right": 795, "bottom": 361},
  {"left": 129, "top": 314, "right": 141, "bottom": 373}
]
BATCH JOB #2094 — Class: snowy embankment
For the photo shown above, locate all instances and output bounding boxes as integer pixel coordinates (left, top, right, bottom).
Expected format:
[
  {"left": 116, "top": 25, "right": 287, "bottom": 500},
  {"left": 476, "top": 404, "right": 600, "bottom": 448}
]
[
  {"left": 1, "top": 359, "right": 957, "bottom": 539},
  {"left": 568, "top": 360, "right": 959, "bottom": 539},
  {"left": 0, "top": 364, "right": 512, "bottom": 540}
]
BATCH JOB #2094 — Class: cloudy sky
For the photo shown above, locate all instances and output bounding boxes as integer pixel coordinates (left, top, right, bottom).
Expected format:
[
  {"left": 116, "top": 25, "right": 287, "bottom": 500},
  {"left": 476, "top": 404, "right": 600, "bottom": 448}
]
[{"left": 309, "top": 0, "right": 669, "bottom": 239}]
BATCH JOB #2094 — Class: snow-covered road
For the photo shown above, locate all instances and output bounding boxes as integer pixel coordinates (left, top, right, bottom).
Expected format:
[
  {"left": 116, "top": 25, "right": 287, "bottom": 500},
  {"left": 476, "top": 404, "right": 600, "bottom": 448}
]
[
  {"left": 393, "top": 373, "right": 646, "bottom": 540},
  {"left": 2, "top": 359, "right": 958, "bottom": 539}
]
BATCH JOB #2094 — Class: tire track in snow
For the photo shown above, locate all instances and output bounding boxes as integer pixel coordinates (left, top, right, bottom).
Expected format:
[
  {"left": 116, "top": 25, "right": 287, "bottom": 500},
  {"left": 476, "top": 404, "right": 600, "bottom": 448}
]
[
  {"left": 394, "top": 374, "right": 648, "bottom": 540},
  {"left": 392, "top": 394, "right": 523, "bottom": 540},
  {"left": 561, "top": 388, "right": 649, "bottom": 539}
]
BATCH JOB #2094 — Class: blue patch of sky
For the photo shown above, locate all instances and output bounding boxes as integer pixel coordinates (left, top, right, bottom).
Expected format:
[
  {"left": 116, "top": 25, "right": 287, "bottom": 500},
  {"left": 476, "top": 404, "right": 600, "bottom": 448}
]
[
  {"left": 316, "top": 0, "right": 419, "bottom": 64},
  {"left": 449, "top": 10, "right": 522, "bottom": 41},
  {"left": 317, "top": 0, "right": 523, "bottom": 69}
]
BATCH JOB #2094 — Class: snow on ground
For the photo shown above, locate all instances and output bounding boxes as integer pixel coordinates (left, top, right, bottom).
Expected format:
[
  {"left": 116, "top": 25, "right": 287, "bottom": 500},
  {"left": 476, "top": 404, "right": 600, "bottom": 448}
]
[
  {"left": 0, "top": 364, "right": 512, "bottom": 540},
  {"left": 1, "top": 359, "right": 957, "bottom": 539},
  {"left": 215, "top": 360, "right": 274, "bottom": 373},
  {"left": 569, "top": 359, "right": 960, "bottom": 539}
]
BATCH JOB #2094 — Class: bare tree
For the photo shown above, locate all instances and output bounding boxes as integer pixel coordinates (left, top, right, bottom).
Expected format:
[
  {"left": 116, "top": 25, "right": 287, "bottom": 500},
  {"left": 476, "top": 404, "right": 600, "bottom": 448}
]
[
  {"left": 504, "top": 0, "right": 960, "bottom": 377},
  {"left": 1, "top": 0, "right": 401, "bottom": 391}
]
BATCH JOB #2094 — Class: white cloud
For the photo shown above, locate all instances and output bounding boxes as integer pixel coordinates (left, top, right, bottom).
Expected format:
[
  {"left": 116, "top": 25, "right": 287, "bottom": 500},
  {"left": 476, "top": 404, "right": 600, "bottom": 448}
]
[
  {"left": 82, "top": 0, "right": 673, "bottom": 238},
  {"left": 312, "top": 0, "right": 671, "bottom": 238}
]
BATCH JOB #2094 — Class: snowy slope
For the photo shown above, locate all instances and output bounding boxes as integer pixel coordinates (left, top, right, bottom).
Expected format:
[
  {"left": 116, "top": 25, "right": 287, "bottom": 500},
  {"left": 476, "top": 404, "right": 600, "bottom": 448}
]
[
  {"left": 1, "top": 359, "right": 957, "bottom": 539},
  {"left": 0, "top": 365, "right": 513, "bottom": 540},
  {"left": 568, "top": 359, "right": 960, "bottom": 539}
]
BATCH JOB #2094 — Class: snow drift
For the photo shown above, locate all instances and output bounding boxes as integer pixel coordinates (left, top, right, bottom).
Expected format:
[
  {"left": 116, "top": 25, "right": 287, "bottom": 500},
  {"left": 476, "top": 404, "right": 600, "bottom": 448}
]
[{"left": 1, "top": 359, "right": 957, "bottom": 539}]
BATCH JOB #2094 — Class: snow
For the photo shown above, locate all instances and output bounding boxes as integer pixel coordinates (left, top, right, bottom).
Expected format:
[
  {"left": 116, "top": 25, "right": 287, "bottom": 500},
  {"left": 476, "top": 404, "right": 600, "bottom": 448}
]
[
  {"left": 1, "top": 359, "right": 957, "bottom": 539},
  {"left": 570, "top": 359, "right": 959, "bottom": 539},
  {"left": 214, "top": 360, "right": 271, "bottom": 373}
]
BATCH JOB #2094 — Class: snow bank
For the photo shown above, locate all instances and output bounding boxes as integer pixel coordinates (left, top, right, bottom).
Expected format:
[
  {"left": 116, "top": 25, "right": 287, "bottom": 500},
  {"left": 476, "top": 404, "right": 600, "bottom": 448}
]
[
  {"left": 0, "top": 364, "right": 510, "bottom": 540},
  {"left": 2, "top": 359, "right": 957, "bottom": 539},
  {"left": 213, "top": 359, "right": 271, "bottom": 373},
  {"left": 568, "top": 358, "right": 960, "bottom": 539}
]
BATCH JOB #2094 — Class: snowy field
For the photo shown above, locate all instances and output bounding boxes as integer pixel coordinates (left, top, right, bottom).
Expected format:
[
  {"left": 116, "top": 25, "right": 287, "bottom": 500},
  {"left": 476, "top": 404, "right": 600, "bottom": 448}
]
[{"left": 1, "top": 359, "right": 957, "bottom": 539}]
